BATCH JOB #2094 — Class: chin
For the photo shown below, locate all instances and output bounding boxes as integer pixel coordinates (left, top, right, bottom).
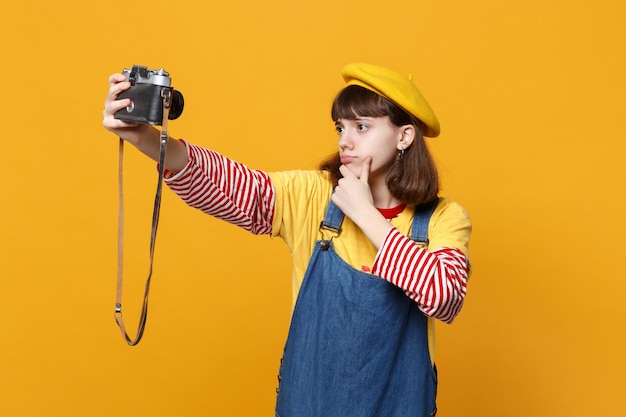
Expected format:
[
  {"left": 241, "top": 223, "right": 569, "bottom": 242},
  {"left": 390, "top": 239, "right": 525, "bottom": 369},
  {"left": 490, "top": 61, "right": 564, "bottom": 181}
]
[{"left": 346, "top": 164, "right": 362, "bottom": 177}]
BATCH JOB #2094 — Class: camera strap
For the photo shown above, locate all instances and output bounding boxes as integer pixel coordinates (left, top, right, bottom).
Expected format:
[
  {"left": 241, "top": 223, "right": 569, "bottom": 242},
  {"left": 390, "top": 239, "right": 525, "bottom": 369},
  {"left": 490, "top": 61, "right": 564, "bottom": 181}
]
[{"left": 114, "top": 89, "right": 172, "bottom": 346}]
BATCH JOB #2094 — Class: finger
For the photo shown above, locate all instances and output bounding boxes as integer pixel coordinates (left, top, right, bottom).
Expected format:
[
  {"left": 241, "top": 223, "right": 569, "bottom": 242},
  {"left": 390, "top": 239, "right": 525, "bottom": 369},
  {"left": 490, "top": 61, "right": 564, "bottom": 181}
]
[
  {"left": 338, "top": 164, "right": 356, "bottom": 179},
  {"left": 108, "top": 80, "right": 130, "bottom": 97},
  {"left": 103, "top": 97, "right": 131, "bottom": 123},
  {"left": 106, "top": 74, "right": 130, "bottom": 97},
  {"left": 106, "top": 97, "right": 131, "bottom": 113},
  {"left": 330, "top": 192, "right": 344, "bottom": 212},
  {"left": 104, "top": 81, "right": 131, "bottom": 108},
  {"left": 102, "top": 111, "right": 139, "bottom": 129},
  {"left": 360, "top": 157, "right": 371, "bottom": 183},
  {"left": 108, "top": 73, "right": 127, "bottom": 85}
]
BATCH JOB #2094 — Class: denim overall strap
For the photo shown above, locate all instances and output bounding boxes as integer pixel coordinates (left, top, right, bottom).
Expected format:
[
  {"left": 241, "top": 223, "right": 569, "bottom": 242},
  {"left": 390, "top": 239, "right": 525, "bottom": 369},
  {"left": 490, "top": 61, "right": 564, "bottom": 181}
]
[
  {"left": 409, "top": 198, "right": 439, "bottom": 244},
  {"left": 319, "top": 198, "right": 344, "bottom": 234},
  {"left": 276, "top": 199, "right": 439, "bottom": 417}
]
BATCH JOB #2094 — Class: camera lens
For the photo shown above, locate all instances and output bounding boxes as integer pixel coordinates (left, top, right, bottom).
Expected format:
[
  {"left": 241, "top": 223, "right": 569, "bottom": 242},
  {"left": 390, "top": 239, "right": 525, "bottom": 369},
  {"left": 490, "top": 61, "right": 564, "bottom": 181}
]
[{"left": 169, "top": 90, "right": 184, "bottom": 120}]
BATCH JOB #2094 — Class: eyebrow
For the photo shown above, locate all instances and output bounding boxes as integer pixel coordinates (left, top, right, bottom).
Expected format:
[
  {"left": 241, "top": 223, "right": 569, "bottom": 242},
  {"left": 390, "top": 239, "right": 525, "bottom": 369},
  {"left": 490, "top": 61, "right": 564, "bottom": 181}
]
[{"left": 335, "top": 116, "right": 373, "bottom": 124}]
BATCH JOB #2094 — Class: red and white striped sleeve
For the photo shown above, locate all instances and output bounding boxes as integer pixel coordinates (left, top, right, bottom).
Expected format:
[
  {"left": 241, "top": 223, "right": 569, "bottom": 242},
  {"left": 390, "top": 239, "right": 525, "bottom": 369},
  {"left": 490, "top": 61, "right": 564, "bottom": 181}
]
[
  {"left": 164, "top": 140, "right": 275, "bottom": 235},
  {"left": 371, "top": 228, "right": 470, "bottom": 324}
]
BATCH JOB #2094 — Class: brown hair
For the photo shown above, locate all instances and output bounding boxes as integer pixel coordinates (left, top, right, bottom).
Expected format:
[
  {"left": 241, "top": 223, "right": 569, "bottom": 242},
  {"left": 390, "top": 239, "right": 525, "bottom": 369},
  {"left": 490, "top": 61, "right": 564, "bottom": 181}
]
[{"left": 320, "top": 85, "right": 439, "bottom": 206}]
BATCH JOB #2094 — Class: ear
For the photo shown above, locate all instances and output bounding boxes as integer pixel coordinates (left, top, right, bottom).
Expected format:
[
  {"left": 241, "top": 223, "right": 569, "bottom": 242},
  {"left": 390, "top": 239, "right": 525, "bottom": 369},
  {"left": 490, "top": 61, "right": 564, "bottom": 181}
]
[{"left": 397, "top": 125, "right": 416, "bottom": 151}]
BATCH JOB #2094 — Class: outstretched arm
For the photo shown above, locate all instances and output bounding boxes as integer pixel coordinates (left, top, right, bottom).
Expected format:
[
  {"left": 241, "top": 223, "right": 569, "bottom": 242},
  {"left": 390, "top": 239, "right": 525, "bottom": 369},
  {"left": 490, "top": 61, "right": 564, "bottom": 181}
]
[{"left": 102, "top": 73, "right": 275, "bottom": 235}]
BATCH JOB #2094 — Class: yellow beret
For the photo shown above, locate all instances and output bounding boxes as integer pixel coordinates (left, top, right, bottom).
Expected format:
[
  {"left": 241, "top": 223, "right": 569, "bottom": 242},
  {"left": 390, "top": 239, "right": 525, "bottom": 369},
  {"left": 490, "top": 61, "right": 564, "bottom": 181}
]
[{"left": 341, "top": 62, "right": 440, "bottom": 137}]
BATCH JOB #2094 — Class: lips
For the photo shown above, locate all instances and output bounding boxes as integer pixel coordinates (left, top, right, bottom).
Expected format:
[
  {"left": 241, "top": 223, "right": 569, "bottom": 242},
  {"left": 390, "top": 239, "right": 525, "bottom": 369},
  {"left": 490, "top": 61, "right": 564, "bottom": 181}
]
[{"left": 340, "top": 155, "right": 356, "bottom": 164}]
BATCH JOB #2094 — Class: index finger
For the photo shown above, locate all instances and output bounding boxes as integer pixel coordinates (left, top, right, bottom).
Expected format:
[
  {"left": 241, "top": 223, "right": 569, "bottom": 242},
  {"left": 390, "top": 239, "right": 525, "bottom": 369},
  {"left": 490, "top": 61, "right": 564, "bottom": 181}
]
[{"left": 108, "top": 73, "right": 127, "bottom": 85}]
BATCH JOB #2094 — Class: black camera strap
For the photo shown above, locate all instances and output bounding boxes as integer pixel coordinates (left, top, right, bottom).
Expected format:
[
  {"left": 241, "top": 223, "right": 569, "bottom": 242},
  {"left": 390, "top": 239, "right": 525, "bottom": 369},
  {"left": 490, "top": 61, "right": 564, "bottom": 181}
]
[{"left": 114, "top": 89, "right": 172, "bottom": 346}]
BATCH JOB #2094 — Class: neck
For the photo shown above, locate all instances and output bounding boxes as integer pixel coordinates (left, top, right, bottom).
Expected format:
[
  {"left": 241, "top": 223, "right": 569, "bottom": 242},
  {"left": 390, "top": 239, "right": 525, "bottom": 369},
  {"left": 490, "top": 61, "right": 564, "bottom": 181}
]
[{"left": 369, "top": 177, "right": 401, "bottom": 209}]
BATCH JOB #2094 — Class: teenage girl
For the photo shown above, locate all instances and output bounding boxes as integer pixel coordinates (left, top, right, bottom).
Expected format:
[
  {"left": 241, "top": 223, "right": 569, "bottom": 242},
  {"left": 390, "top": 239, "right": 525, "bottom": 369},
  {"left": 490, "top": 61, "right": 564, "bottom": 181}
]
[{"left": 103, "top": 62, "right": 472, "bottom": 417}]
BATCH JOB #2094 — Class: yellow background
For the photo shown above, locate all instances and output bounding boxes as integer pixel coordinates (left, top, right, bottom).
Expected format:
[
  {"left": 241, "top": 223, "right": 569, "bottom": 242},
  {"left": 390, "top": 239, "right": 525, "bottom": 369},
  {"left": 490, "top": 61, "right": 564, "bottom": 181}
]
[{"left": 1, "top": 0, "right": 625, "bottom": 415}]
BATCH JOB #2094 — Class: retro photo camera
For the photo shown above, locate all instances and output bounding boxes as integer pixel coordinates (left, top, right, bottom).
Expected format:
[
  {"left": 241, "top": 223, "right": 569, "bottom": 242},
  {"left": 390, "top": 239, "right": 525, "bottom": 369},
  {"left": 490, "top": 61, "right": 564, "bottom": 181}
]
[{"left": 115, "top": 65, "right": 184, "bottom": 125}]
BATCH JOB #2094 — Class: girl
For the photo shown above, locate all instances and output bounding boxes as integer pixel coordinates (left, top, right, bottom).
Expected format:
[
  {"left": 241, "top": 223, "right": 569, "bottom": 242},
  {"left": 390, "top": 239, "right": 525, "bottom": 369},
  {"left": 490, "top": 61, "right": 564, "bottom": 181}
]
[{"left": 103, "top": 62, "right": 472, "bottom": 417}]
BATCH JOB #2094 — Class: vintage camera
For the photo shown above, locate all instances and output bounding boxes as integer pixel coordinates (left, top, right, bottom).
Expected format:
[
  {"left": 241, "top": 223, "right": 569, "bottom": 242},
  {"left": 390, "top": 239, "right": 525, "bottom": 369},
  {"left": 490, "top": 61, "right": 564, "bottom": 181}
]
[{"left": 115, "top": 65, "right": 184, "bottom": 125}]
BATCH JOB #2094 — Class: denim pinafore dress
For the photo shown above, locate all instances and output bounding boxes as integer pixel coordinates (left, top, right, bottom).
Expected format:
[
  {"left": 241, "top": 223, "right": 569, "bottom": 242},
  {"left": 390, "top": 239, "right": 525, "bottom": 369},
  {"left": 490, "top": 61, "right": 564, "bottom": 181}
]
[{"left": 275, "top": 199, "right": 438, "bottom": 417}]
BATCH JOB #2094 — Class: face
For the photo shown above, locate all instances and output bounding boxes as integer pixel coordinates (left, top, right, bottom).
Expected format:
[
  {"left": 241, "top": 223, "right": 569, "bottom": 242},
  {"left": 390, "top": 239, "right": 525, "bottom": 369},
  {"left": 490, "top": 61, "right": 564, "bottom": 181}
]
[{"left": 335, "top": 115, "right": 405, "bottom": 180}]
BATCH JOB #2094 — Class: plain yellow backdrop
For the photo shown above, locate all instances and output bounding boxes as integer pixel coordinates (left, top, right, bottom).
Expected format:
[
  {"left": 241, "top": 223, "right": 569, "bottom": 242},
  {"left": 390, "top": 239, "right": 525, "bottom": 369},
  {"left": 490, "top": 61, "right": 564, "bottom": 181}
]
[{"left": 1, "top": 0, "right": 625, "bottom": 416}]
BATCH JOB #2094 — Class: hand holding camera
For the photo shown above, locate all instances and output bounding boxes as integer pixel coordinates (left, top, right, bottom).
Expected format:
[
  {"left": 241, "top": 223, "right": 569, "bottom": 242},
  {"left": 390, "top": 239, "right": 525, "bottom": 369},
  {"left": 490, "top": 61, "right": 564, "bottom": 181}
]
[{"left": 103, "top": 66, "right": 188, "bottom": 173}]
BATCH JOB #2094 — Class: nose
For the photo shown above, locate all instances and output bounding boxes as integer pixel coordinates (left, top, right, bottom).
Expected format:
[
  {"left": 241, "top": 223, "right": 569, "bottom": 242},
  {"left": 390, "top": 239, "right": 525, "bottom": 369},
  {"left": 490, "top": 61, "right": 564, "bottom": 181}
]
[{"left": 338, "top": 128, "right": 354, "bottom": 151}]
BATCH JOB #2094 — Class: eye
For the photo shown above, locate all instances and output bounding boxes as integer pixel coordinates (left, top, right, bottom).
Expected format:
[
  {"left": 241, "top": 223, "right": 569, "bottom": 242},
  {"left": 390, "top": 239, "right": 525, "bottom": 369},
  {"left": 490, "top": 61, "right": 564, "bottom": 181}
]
[
  {"left": 358, "top": 124, "right": 368, "bottom": 131},
  {"left": 335, "top": 125, "right": 344, "bottom": 134}
]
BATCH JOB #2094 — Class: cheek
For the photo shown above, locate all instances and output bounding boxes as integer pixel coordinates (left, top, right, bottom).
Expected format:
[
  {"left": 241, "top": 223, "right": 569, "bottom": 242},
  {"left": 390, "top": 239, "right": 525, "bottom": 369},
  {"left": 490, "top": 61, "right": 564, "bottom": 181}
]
[{"left": 370, "top": 150, "right": 397, "bottom": 172}]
